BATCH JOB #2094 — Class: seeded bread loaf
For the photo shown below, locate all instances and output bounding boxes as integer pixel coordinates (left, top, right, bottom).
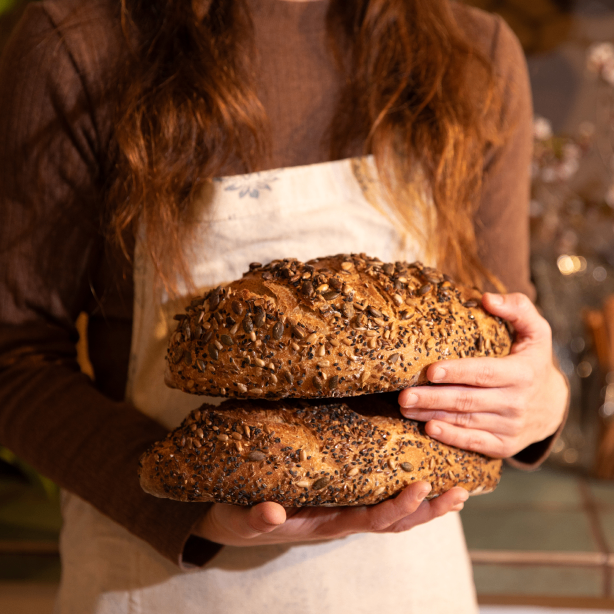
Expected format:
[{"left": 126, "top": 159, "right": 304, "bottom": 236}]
[
  {"left": 165, "top": 254, "right": 512, "bottom": 399},
  {"left": 138, "top": 394, "right": 502, "bottom": 506}
]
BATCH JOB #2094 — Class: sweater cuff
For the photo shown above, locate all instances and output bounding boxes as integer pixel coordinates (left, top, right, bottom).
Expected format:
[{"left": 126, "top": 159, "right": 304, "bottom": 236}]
[
  {"left": 139, "top": 499, "right": 223, "bottom": 569},
  {"left": 181, "top": 532, "right": 224, "bottom": 569},
  {"left": 507, "top": 432, "right": 559, "bottom": 470},
  {"left": 178, "top": 507, "right": 224, "bottom": 569}
]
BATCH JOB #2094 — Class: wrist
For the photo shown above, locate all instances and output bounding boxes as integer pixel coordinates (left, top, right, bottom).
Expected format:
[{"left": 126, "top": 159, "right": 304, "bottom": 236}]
[
  {"left": 544, "top": 364, "right": 569, "bottom": 439},
  {"left": 549, "top": 367, "right": 570, "bottom": 435}
]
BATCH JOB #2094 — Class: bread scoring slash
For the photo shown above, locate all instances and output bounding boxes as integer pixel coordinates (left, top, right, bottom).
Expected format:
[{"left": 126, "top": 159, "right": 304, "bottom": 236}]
[{"left": 165, "top": 254, "right": 513, "bottom": 399}]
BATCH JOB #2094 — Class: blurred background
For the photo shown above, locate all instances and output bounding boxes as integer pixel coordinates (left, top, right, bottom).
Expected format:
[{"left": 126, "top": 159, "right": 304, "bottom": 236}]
[{"left": 2, "top": 0, "right": 614, "bottom": 612}]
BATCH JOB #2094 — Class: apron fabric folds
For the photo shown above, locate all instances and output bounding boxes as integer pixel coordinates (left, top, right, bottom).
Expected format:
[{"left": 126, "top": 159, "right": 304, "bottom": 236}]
[{"left": 55, "top": 157, "right": 478, "bottom": 613}]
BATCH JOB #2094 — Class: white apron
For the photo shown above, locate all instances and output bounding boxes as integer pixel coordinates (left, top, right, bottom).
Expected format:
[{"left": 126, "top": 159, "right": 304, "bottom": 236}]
[{"left": 55, "top": 158, "right": 478, "bottom": 614}]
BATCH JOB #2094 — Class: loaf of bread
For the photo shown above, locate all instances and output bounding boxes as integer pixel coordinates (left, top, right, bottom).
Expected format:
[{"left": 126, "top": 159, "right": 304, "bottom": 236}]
[
  {"left": 139, "top": 394, "right": 502, "bottom": 506},
  {"left": 165, "top": 254, "right": 512, "bottom": 399}
]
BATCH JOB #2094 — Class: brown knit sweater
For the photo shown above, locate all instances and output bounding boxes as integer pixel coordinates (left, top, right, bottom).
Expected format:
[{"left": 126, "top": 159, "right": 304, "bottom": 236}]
[{"left": 0, "top": 0, "right": 548, "bottom": 567}]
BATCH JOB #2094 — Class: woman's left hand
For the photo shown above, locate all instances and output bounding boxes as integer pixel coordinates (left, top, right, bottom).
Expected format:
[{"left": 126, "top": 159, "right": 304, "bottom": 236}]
[{"left": 398, "top": 292, "right": 568, "bottom": 459}]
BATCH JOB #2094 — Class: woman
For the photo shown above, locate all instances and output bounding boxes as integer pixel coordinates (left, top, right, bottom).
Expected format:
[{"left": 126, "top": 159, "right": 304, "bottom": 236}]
[{"left": 0, "top": 0, "right": 567, "bottom": 612}]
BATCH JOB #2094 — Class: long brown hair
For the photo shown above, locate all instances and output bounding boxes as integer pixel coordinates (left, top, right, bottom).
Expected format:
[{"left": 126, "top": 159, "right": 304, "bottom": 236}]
[{"left": 107, "top": 0, "right": 502, "bottom": 294}]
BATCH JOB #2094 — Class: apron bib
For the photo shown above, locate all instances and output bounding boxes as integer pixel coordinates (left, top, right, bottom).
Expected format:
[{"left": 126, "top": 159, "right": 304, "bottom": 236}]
[{"left": 56, "top": 158, "right": 478, "bottom": 614}]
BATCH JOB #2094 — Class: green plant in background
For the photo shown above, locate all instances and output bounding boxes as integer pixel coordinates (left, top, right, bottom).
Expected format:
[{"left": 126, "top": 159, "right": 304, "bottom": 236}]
[{"left": 0, "top": 445, "right": 59, "bottom": 500}]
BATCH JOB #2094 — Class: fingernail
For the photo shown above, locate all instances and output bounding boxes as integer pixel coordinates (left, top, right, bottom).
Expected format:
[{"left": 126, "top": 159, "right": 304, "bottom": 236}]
[
  {"left": 459, "top": 490, "right": 469, "bottom": 502},
  {"left": 401, "top": 393, "right": 418, "bottom": 407},
  {"left": 488, "top": 293, "right": 504, "bottom": 306},
  {"left": 431, "top": 367, "right": 445, "bottom": 382},
  {"left": 429, "top": 423, "right": 442, "bottom": 436}
]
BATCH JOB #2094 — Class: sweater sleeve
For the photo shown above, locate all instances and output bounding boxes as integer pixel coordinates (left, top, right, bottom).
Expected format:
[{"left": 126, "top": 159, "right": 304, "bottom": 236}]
[
  {"left": 472, "top": 14, "right": 567, "bottom": 469},
  {"left": 0, "top": 2, "right": 220, "bottom": 568}
]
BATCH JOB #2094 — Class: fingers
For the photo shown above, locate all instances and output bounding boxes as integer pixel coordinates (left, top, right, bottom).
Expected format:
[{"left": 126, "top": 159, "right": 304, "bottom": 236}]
[
  {"left": 197, "top": 483, "right": 469, "bottom": 548},
  {"left": 320, "top": 481, "right": 466, "bottom": 538},
  {"left": 398, "top": 381, "right": 526, "bottom": 455},
  {"left": 398, "top": 359, "right": 528, "bottom": 405},
  {"left": 362, "top": 481, "right": 432, "bottom": 532},
  {"left": 377, "top": 487, "right": 469, "bottom": 533},
  {"left": 428, "top": 356, "right": 524, "bottom": 388},
  {"left": 402, "top": 409, "right": 513, "bottom": 436},
  {"left": 312, "top": 481, "right": 432, "bottom": 538},
  {"left": 244, "top": 502, "right": 287, "bottom": 537},
  {"left": 399, "top": 383, "right": 508, "bottom": 415},
  {"left": 482, "top": 293, "right": 551, "bottom": 343},
  {"left": 438, "top": 354, "right": 534, "bottom": 388},
  {"left": 219, "top": 501, "right": 287, "bottom": 541},
  {"left": 424, "top": 420, "right": 511, "bottom": 458}
]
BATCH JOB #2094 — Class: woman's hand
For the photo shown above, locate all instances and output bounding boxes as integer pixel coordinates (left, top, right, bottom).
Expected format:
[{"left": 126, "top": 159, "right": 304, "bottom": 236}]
[
  {"left": 398, "top": 293, "right": 568, "bottom": 459},
  {"left": 193, "top": 482, "right": 468, "bottom": 547}
]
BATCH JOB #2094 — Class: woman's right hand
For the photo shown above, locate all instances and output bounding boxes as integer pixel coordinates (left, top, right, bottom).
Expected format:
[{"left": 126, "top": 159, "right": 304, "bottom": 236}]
[{"left": 193, "top": 482, "right": 468, "bottom": 547}]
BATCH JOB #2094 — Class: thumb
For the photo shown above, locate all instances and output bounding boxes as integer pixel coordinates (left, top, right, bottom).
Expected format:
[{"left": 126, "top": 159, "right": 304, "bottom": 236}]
[
  {"left": 482, "top": 292, "right": 550, "bottom": 343},
  {"left": 241, "top": 502, "right": 287, "bottom": 538}
]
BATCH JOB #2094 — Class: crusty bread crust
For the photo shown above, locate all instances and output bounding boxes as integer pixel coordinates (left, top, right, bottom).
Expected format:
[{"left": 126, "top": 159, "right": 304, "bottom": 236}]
[
  {"left": 165, "top": 254, "right": 512, "bottom": 399},
  {"left": 139, "top": 394, "right": 502, "bottom": 506}
]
